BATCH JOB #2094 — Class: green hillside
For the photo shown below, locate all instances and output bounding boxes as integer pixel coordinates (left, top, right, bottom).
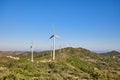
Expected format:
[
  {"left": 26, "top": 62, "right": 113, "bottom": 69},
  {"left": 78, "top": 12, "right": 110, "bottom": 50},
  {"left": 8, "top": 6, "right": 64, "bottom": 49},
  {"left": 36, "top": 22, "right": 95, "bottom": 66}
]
[
  {"left": 0, "top": 47, "right": 120, "bottom": 80},
  {"left": 100, "top": 51, "right": 120, "bottom": 58}
]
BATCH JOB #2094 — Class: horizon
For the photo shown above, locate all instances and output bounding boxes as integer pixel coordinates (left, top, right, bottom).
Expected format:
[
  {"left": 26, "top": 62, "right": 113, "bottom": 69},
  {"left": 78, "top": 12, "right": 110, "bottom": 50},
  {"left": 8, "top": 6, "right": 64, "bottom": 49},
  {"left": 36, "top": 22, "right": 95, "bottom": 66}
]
[
  {"left": 0, "top": 0, "right": 120, "bottom": 52},
  {"left": 0, "top": 46, "right": 120, "bottom": 53}
]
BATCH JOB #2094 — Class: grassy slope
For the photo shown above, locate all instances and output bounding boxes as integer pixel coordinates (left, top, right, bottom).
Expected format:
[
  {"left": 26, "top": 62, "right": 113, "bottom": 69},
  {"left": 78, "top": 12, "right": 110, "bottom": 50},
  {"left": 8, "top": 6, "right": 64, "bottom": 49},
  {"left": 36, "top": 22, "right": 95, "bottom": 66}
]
[{"left": 0, "top": 47, "right": 120, "bottom": 80}]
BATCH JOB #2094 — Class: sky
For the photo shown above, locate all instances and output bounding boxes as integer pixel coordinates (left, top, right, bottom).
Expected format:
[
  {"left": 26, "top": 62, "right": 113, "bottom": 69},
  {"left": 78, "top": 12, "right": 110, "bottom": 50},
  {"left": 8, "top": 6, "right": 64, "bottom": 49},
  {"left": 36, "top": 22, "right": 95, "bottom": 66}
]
[{"left": 0, "top": 0, "right": 120, "bottom": 52}]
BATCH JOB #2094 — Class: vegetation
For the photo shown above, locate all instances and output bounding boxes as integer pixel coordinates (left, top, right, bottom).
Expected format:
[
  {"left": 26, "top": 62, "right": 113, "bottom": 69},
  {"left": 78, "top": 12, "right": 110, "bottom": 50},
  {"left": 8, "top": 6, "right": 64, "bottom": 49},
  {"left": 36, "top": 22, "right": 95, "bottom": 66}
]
[
  {"left": 100, "top": 51, "right": 120, "bottom": 58},
  {"left": 0, "top": 47, "right": 120, "bottom": 80}
]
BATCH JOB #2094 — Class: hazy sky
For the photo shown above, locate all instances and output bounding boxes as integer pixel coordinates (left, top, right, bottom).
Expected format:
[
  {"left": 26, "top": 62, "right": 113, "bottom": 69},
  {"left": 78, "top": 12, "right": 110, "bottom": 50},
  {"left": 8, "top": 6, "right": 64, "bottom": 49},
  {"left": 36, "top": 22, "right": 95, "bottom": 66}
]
[{"left": 0, "top": 0, "right": 120, "bottom": 51}]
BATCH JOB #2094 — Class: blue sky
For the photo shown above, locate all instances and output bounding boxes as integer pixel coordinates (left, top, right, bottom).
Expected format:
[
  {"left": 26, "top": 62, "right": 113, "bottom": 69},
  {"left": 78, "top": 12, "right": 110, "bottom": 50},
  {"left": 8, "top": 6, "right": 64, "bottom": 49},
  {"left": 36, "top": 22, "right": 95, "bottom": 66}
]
[{"left": 0, "top": 0, "right": 120, "bottom": 52}]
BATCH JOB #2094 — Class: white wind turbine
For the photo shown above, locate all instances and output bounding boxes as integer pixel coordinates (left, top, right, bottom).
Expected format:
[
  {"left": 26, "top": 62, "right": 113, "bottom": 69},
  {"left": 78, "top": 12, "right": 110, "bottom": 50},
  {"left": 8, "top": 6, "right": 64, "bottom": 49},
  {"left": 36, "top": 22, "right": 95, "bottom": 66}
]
[
  {"left": 49, "top": 25, "right": 59, "bottom": 60},
  {"left": 31, "top": 41, "right": 34, "bottom": 62}
]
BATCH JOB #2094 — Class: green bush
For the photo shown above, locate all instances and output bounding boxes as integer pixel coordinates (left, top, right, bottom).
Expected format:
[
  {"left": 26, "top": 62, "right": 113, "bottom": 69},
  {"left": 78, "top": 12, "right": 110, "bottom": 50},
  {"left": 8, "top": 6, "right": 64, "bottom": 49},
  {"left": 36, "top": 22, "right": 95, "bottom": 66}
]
[{"left": 48, "top": 62, "right": 55, "bottom": 69}]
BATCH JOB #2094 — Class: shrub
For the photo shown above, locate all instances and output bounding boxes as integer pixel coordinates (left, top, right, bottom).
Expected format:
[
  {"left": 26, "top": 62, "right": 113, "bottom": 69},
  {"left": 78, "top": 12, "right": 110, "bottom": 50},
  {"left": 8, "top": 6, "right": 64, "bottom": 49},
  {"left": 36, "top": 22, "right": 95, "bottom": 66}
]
[{"left": 48, "top": 62, "right": 55, "bottom": 69}]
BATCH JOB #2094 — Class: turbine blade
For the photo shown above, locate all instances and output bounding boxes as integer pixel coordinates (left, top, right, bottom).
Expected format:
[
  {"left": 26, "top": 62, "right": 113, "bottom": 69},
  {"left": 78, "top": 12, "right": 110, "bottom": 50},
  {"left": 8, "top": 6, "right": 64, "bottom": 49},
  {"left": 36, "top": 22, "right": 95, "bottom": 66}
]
[
  {"left": 55, "top": 34, "right": 60, "bottom": 38},
  {"left": 52, "top": 24, "right": 55, "bottom": 34}
]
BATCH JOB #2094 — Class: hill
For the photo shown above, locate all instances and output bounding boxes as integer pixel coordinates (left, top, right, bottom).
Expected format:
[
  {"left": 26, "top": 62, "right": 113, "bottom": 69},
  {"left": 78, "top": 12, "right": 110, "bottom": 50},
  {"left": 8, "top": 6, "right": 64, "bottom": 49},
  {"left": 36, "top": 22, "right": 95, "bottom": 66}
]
[
  {"left": 0, "top": 51, "right": 23, "bottom": 56},
  {"left": 0, "top": 47, "right": 120, "bottom": 79},
  {"left": 100, "top": 51, "right": 120, "bottom": 58}
]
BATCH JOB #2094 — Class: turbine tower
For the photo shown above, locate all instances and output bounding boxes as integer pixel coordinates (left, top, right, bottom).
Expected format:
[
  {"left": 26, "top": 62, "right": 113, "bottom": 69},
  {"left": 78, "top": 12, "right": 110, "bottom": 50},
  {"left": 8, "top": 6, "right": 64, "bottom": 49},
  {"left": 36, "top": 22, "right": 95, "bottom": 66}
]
[
  {"left": 31, "top": 41, "right": 34, "bottom": 62},
  {"left": 49, "top": 25, "right": 57, "bottom": 60}
]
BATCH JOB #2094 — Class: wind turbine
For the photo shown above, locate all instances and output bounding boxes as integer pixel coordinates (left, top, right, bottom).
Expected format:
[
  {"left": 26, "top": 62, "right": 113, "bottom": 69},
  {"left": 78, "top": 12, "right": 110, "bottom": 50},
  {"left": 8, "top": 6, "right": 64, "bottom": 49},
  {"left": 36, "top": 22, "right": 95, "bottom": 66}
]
[
  {"left": 49, "top": 25, "right": 59, "bottom": 60},
  {"left": 31, "top": 41, "right": 34, "bottom": 62}
]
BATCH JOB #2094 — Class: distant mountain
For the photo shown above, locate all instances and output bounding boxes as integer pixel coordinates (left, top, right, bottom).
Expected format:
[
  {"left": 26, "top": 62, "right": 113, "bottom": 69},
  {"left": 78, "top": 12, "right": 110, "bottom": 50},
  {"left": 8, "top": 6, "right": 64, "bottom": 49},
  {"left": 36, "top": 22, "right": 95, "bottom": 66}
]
[
  {"left": 100, "top": 51, "right": 120, "bottom": 58},
  {"left": 0, "top": 51, "right": 23, "bottom": 56}
]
